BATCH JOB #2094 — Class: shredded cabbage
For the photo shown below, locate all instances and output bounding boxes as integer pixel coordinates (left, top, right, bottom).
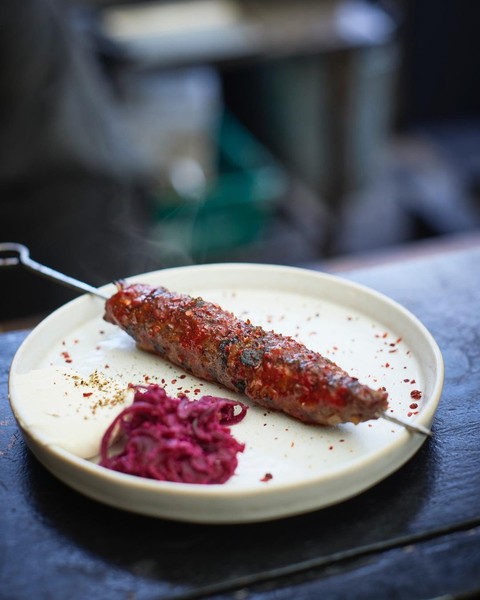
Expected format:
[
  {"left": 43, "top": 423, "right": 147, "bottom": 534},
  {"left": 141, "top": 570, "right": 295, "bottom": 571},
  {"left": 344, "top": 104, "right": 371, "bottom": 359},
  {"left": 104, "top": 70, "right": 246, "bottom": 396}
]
[{"left": 100, "top": 384, "right": 247, "bottom": 484}]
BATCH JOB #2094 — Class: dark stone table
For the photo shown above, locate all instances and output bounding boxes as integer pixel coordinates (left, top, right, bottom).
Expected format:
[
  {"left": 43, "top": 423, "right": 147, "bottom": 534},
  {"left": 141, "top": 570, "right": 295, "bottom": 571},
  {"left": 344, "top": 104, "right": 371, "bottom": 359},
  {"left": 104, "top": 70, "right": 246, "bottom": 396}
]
[{"left": 1, "top": 246, "right": 480, "bottom": 599}]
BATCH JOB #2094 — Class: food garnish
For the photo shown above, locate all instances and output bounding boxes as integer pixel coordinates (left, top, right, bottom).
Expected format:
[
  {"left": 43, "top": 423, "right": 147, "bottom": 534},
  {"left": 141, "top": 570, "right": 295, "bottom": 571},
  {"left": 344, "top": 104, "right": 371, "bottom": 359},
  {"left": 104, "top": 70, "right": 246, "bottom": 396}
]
[{"left": 100, "top": 384, "right": 247, "bottom": 484}]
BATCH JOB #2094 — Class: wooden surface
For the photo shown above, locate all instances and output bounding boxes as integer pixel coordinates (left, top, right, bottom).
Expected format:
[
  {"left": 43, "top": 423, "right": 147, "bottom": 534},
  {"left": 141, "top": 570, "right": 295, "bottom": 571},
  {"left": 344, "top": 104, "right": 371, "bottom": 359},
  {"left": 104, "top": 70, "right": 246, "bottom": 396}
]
[{"left": 1, "top": 246, "right": 480, "bottom": 599}]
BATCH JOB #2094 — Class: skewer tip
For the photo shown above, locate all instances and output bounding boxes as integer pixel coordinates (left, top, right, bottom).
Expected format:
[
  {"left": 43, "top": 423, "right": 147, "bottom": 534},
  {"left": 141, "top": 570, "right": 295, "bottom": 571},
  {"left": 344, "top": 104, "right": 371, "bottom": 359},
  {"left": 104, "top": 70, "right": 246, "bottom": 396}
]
[{"left": 381, "top": 413, "right": 433, "bottom": 437}]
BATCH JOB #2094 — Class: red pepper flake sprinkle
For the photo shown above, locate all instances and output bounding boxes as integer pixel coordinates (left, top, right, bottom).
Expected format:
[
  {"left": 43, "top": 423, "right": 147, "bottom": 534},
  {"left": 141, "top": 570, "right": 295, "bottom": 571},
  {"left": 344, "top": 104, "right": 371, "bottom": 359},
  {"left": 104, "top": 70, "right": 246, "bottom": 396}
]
[
  {"left": 61, "top": 351, "right": 73, "bottom": 364},
  {"left": 261, "top": 473, "right": 273, "bottom": 482},
  {"left": 328, "top": 445, "right": 334, "bottom": 450},
  {"left": 83, "top": 392, "right": 93, "bottom": 398},
  {"left": 409, "top": 403, "right": 418, "bottom": 409},
  {"left": 411, "top": 390, "right": 422, "bottom": 400}
]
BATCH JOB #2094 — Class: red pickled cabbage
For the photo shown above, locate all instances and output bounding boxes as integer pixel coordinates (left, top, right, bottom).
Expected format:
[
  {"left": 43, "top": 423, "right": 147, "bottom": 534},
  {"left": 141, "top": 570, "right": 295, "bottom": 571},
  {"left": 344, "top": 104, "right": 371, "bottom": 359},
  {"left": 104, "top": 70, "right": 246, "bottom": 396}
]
[{"left": 99, "top": 384, "right": 247, "bottom": 484}]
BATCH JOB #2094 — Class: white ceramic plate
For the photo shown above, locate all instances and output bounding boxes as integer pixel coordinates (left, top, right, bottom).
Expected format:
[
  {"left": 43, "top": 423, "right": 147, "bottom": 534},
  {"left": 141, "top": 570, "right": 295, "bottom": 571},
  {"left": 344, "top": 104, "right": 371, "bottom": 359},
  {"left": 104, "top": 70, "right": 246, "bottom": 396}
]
[{"left": 8, "top": 264, "right": 444, "bottom": 523}]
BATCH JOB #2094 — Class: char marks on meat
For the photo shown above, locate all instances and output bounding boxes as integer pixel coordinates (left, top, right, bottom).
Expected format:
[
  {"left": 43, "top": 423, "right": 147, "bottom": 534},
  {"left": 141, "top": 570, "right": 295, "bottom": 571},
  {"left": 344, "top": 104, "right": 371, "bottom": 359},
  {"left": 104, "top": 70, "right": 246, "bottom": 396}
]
[{"left": 104, "top": 283, "right": 389, "bottom": 426}]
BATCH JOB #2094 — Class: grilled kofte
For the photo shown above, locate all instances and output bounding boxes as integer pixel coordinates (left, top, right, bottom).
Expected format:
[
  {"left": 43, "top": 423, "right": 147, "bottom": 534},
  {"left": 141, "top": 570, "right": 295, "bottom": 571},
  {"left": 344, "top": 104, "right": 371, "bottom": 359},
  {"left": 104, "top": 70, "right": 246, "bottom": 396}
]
[{"left": 104, "top": 282, "right": 389, "bottom": 426}]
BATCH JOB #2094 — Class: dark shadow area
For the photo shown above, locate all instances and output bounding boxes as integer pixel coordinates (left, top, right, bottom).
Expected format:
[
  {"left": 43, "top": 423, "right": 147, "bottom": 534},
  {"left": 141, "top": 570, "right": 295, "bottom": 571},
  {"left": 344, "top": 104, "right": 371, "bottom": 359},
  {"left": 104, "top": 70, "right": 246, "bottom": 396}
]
[{"left": 7, "top": 438, "right": 437, "bottom": 597}]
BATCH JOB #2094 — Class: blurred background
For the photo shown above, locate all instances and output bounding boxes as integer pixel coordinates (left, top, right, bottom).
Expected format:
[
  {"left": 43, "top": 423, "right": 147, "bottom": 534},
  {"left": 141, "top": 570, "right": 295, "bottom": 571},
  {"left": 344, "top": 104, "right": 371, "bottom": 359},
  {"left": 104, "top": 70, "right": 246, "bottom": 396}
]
[{"left": 1, "top": 0, "right": 480, "bottom": 322}]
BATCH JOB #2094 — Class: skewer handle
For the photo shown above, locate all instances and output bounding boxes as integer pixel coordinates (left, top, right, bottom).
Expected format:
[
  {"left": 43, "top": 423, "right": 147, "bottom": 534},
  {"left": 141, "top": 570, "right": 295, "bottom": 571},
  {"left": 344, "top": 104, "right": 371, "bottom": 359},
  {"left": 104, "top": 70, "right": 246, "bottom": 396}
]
[{"left": 0, "top": 242, "right": 109, "bottom": 300}]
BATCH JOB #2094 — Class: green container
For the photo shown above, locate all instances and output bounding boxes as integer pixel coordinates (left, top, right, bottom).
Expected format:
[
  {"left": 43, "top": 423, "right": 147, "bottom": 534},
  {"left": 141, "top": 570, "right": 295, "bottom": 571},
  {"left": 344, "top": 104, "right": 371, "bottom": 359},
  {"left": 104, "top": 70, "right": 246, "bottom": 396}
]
[{"left": 150, "top": 112, "right": 287, "bottom": 261}]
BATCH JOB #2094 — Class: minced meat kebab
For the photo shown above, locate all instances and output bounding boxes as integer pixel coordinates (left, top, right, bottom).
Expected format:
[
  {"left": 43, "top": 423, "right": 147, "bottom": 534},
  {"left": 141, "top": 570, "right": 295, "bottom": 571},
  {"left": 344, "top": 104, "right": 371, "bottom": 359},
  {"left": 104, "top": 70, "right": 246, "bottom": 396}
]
[{"left": 104, "top": 282, "right": 389, "bottom": 426}]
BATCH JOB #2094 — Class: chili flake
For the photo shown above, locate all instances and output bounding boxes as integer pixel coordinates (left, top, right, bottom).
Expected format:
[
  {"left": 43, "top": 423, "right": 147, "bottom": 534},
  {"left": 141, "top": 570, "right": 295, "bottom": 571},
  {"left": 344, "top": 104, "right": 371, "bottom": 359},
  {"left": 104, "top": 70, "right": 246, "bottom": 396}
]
[{"left": 61, "top": 351, "right": 72, "bottom": 364}]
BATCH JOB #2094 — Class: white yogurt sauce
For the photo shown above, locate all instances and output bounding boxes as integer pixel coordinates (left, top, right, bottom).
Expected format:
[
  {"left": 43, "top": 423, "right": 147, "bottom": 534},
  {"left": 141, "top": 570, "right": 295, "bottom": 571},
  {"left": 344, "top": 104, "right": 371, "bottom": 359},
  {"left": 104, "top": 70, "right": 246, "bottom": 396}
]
[{"left": 11, "top": 367, "right": 134, "bottom": 459}]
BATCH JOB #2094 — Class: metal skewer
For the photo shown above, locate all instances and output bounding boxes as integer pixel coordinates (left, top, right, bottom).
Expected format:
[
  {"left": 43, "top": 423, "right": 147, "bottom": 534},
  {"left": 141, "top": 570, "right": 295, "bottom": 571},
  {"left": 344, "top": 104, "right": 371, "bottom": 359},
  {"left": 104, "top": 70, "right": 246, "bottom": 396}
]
[
  {"left": 0, "top": 242, "right": 109, "bottom": 300},
  {"left": 1, "top": 243, "right": 432, "bottom": 436},
  {"left": 381, "top": 413, "right": 432, "bottom": 436}
]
